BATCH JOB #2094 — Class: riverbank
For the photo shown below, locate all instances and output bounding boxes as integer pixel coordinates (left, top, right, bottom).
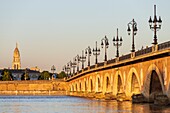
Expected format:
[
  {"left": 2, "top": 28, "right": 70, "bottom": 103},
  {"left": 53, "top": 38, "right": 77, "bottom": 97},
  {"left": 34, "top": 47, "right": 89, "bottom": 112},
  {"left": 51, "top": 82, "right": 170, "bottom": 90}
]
[
  {"left": 0, "top": 80, "right": 68, "bottom": 95},
  {"left": 0, "top": 90, "right": 66, "bottom": 95}
]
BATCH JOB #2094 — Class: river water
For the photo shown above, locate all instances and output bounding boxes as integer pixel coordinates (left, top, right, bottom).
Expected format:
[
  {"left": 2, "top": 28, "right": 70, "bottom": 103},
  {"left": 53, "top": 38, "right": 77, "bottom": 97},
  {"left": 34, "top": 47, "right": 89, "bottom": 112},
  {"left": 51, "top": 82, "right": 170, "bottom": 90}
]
[{"left": 0, "top": 96, "right": 170, "bottom": 113}]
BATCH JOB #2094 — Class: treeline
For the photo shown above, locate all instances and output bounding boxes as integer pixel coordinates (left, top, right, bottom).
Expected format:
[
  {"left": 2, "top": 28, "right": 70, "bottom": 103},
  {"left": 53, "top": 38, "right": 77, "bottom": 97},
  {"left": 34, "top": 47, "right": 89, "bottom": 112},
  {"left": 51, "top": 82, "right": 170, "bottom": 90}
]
[
  {"left": 38, "top": 71, "right": 67, "bottom": 80},
  {"left": 0, "top": 69, "right": 66, "bottom": 81}
]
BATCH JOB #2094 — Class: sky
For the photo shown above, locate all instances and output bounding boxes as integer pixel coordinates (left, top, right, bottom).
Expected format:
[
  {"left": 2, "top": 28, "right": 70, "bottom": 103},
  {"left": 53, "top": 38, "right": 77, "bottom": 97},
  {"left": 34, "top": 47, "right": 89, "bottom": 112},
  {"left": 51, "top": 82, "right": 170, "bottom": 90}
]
[{"left": 0, "top": 0, "right": 170, "bottom": 72}]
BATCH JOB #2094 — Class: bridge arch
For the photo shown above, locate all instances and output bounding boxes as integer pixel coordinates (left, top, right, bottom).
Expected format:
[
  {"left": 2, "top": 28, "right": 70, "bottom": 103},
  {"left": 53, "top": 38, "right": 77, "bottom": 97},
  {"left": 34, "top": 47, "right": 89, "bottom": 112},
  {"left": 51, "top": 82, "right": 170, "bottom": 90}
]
[
  {"left": 163, "top": 62, "right": 168, "bottom": 87},
  {"left": 104, "top": 73, "right": 111, "bottom": 93},
  {"left": 113, "top": 70, "right": 124, "bottom": 95},
  {"left": 89, "top": 76, "right": 94, "bottom": 92},
  {"left": 73, "top": 83, "right": 77, "bottom": 92},
  {"left": 126, "top": 67, "right": 141, "bottom": 97},
  {"left": 143, "top": 63, "right": 165, "bottom": 100},
  {"left": 83, "top": 78, "right": 88, "bottom": 92},
  {"left": 79, "top": 81, "right": 82, "bottom": 92},
  {"left": 76, "top": 82, "right": 78, "bottom": 92},
  {"left": 96, "top": 74, "right": 102, "bottom": 92},
  {"left": 70, "top": 84, "right": 74, "bottom": 92}
]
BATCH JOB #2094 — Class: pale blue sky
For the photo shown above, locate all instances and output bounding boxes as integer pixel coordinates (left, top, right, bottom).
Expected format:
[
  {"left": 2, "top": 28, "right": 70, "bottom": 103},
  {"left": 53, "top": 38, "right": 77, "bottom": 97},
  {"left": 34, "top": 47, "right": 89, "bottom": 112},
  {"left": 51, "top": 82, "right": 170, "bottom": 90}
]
[{"left": 0, "top": 0, "right": 170, "bottom": 72}]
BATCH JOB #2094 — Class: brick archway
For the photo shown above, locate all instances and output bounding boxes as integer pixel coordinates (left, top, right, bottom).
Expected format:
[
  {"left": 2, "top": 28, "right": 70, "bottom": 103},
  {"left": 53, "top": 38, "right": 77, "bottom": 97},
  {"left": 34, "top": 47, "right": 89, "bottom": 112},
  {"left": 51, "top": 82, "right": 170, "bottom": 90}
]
[
  {"left": 143, "top": 64, "right": 165, "bottom": 99},
  {"left": 83, "top": 78, "right": 88, "bottom": 92},
  {"left": 113, "top": 71, "right": 123, "bottom": 95},
  {"left": 89, "top": 76, "right": 93, "bottom": 92},
  {"left": 70, "top": 84, "right": 74, "bottom": 92},
  {"left": 126, "top": 68, "right": 141, "bottom": 97},
  {"left": 96, "top": 74, "right": 101, "bottom": 92},
  {"left": 79, "top": 81, "right": 82, "bottom": 92},
  {"left": 150, "top": 70, "right": 162, "bottom": 94}
]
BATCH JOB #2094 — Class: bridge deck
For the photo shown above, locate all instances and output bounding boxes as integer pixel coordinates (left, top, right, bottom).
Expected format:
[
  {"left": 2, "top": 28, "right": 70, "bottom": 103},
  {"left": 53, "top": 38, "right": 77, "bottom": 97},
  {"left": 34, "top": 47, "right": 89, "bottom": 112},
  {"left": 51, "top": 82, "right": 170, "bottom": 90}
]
[{"left": 66, "top": 41, "right": 170, "bottom": 82}]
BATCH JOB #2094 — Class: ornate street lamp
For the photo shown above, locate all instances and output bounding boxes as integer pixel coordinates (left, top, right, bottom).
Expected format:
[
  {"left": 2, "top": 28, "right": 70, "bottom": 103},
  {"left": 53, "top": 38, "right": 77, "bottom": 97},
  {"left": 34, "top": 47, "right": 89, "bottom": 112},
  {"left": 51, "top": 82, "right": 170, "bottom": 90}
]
[
  {"left": 51, "top": 65, "right": 56, "bottom": 74},
  {"left": 68, "top": 61, "right": 72, "bottom": 75},
  {"left": 148, "top": 5, "right": 162, "bottom": 45},
  {"left": 113, "top": 28, "right": 123, "bottom": 57},
  {"left": 79, "top": 50, "right": 86, "bottom": 69},
  {"left": 63, "top": 64, "right": 70, "bottom": 77},
  {"left": 93, "top": 41, "right": 100, "bottom": 64},
  {"left": 75, "top": 55, "right": 80, "bottom": 72},
  {"left": 101, "top": 36, "right": 109, "bottom": 61},
  {"left": 51, "top": 65, "right": 56, "bottom": 80},
  {"left": 127, "top": 19, "right": 138, "bottom": 52},
  {"left": 85, "top": 46, "right": 92, "bottom": 67},
  {"left": 71, "top": 58, "right": 77, "bottom": 75}
]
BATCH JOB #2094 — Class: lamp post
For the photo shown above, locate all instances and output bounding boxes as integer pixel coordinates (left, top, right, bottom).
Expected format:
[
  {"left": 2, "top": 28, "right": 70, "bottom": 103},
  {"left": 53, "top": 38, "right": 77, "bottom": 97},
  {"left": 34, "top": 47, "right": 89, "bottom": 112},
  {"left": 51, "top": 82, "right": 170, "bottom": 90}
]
[
  {"left": 71, "top": 58, "right": 77, "bottom": 75},
  {"left": 113, "top": 28, "right": 123, "bottom": 57},
  {"left": 85, "top": 46, "right": 92, "bottom": 67},
  {"left": 63, "top": 64, "right": 70, "bottom": 77},
  {"left": 127, "top": 19, "right": 138, "bottom": 52},
  {"left": 93, "top": 41, "right": 100, "bottom": 64},
  {"left": 101, "top": 35, "right": 109, "bottom": 61},
  {"left": 148, "top": 5, "right": 162, "bottom": 45},
  {"left": 51, "top": 65, "right": 56, "bottom": 74},
  {"left": 79, "top": 50, "right": 86, "bottom": 69},
  {"left": 75, "top": 55, "right": 80, "bottom": 72},
  {"left": 51, "top": 65, "right": 56, "bottom": 80},
  {"left": 68, "top": 61, "right": 72, "bottom": 75}
]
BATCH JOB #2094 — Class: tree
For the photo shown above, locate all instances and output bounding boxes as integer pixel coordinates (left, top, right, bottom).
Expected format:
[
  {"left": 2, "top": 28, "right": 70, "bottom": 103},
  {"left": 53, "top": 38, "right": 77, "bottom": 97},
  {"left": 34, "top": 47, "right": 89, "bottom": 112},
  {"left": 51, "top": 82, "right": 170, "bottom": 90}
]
[
  {"left": 21, "top": 70, "right": 30, "bottom": 80},
  {"left": 57, "top": 71, "right": 66, "bottom": 79},
  {"left": 1, "top": 69, "right": 13, "bottom": 81},
  {"left": 38, "top": 71, "right": 51, "bottom": 80}
]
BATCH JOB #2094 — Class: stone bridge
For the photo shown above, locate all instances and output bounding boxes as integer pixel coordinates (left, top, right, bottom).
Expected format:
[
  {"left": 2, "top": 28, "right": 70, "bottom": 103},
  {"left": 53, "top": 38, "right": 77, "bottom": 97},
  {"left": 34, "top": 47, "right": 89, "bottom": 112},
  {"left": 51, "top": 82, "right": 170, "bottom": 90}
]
[{"left": 65, "top": 41, "right": 170, "bottom": 102}]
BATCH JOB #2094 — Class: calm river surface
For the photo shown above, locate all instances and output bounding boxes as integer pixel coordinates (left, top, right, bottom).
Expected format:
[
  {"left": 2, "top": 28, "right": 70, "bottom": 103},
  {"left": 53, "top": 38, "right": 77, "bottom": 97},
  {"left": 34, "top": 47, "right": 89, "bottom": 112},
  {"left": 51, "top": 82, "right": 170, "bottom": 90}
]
[{"left": 0, "top": 96, "right": 170, "bottom": 113}]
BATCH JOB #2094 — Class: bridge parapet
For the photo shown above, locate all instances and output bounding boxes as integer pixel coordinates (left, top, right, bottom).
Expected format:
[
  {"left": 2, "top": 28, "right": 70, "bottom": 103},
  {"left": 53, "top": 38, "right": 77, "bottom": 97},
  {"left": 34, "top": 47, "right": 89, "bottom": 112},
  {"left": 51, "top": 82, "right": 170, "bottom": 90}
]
[
  {"left": 66, "top": 41, "right": 170, "bottom": 81},
  {"left": 107, "top": 59, "right": 116, "bottom": 64},
  {"left": 84, "top": 67, "right": 88, "bottom": 71},
  {"left": 158, "top": 41, "right": 170, "bottom": 50},
  {"left": 135, "top": 46, "right": 152, "bottom": 57},
  {"left": 119, "top": 53, "right": 131, "bottom": 61},
  {"left": 98, "top": 62, "right": 104, "bottom": 67},
  {"left": 66, "top": 40, "right": 170, "bottom": 103},
  {"left": 90, "top": 65, "right": 95, "bottom": 69}
]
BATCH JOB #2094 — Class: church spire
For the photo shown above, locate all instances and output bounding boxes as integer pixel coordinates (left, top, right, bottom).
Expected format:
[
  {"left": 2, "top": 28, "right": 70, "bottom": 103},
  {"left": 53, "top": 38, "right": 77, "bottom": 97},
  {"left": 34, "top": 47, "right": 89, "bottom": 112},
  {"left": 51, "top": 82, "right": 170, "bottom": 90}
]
[{"left": 12, "top": 43, "right": 21, "bottom": 70}]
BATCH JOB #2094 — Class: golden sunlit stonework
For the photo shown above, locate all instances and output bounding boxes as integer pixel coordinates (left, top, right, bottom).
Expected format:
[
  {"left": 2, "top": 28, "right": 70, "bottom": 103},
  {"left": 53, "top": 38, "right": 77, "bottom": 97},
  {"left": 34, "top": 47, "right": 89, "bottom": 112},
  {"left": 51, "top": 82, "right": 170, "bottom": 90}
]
[
  {"left": 12, "top": 43, "right": 21, "bottom": 70},
  {"left": 66, "top": 42, "right": 170, "bottom": 104}
]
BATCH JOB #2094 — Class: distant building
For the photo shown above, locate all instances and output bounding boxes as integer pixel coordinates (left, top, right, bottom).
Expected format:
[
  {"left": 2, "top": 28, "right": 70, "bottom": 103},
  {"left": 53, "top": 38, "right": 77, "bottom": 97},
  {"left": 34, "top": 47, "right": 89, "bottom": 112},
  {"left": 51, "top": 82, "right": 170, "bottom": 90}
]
[
  {"left": 12, "top": 43, "right": 21, "bottom": 69},
  {"left": 0, "top": 43, "right": 41, "bottom": 80},
  {"left": 30, "top": 66, "right": 40, "bottom": 72}
]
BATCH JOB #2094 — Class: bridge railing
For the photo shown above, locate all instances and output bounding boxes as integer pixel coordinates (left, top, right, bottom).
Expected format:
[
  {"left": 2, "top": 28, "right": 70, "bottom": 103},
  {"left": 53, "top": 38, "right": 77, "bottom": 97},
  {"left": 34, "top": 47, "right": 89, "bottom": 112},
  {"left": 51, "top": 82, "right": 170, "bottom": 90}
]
[
  {"left": 135, "top": 46, "right": 152, "bottom": 57},
  {"left": 158, "top": 41, "right": 170, "bottom": 50},
  {"left": 84, "top": 67, "right": 88, "bottom": 71},
  {"left": 119, "top": 53, "right": 131, "bottom": 61},
  {"left": 97, "top": 62, "right": 104, "bottom": 67},
  {"left": 79, "top": 70, "right": 82, "bottom": 73},
  {"left": 107, "top": 59, "right": 116, "bottom": 65},
  {"left": 90, "top": 65, "right": 95, "bottom": 69},
  {"left": 66, "top": 40, "right": 170, "bottom": 81}
]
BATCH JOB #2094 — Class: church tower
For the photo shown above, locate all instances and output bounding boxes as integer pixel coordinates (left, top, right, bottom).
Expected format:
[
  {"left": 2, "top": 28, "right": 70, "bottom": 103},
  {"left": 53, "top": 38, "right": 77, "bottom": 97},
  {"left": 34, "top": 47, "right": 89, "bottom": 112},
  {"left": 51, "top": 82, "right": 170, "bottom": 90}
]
[{"left": 12, "top": 43, "right": 21, "bottom": 69}]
